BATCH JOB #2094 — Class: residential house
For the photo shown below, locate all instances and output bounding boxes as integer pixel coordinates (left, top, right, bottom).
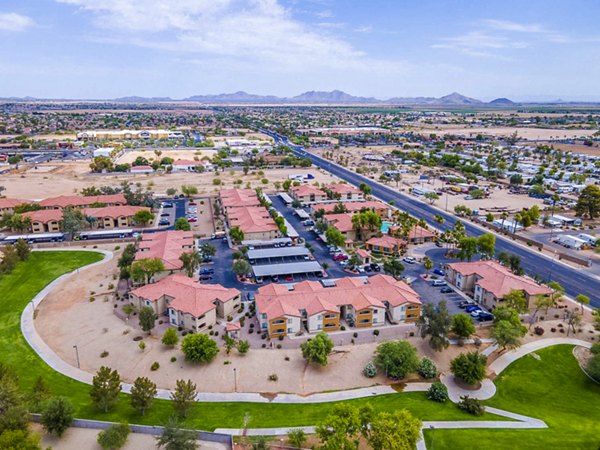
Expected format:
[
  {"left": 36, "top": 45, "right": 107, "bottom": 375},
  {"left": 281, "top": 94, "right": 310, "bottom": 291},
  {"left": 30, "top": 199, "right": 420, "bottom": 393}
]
[
  {"left": 23, "top": 209, "right": 63, "bottom": 233},
  {"left": 255, "top": 274, "right": 421, "bottom": 337},
  {"left": 289, "top": 185, "right": 327, "bottom": 204},
  {"left": 129, "top": 274, "right": 241, "bottom": 332},
  {"left": 83, "top": 205, "right": 150, "bottom": 229},
  {"left": 445, "top": 260, "right": 553, "bottom": 309},
  {"left": 365, "top": 235, "right": 407, "bottom": 256},
  {"left": 172, "top": 159, "right": 213, "bottom": 172},
  {"left": 135, "top": 230, "right": 195, "bottom": 280}
]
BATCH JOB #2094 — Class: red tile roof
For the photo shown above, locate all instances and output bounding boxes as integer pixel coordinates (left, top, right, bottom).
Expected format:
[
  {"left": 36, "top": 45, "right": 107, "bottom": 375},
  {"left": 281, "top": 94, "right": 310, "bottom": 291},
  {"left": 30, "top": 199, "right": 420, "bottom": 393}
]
[
  {"left": 83, "top": 205, "right": 149, "bottom": 220},
  {"left": 313, "top": 201, "right": 389, "bottom": 214},
  {"left": 23, "top": 209, "right": 63, "bottom": 224},
  {"left": 327, "top": 183, "right": 362, "bottom": 195},
  {"left": 228, "top": 207, "right": 279, "bottom": 234},
  {"left": 0, "top": 198, "right": 29, "bottom": 210},
  {"left": 447, "top": 260, "right": 553, "bottom": 299},
  {"left": 220, "top": 189, "right": 261, "bottom": 208},
  {"left": 324, "top": 213, "right": 355, "bottom": 233},
  {"left": 390, "top": 225, "right": 436, "bottom": 240},
  {"left": 366, "top": 235, "right": 407, "bottom": 249},
  {"left": 256, "top": 274, "right": 420, "bottom": 321},
  {"left": 290, "top": 185, "right": 326, "bottom": 197},
  {"left": 39, "top": 194, "right": 127, "bottom": 209},
  {"left": 135, "top": 230, "right": 195, "bottom": 270},
  {"left": 130, "top": 274, "right": 240, "bottom": 318}
]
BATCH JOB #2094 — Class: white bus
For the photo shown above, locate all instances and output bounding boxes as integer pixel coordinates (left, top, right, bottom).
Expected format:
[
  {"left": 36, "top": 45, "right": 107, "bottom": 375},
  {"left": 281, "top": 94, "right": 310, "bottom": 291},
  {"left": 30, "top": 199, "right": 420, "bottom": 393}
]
[
  {"left": 77, "top": 229, "right": 134, "bottom": 240},
  {"left": 4, "top": 233, "right": 65, "bottom": 244}
]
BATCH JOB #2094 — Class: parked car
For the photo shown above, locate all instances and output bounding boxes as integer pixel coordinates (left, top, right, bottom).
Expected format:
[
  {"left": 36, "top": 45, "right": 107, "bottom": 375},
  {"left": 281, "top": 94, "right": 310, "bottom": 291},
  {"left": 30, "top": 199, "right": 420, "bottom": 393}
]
[
  {"left": 200, "top": 268, "right": 214, "bottom": 275},
  {"left": 470, "top": 310, "right": 482, "bottom": 318},
  {"left": 402, "top": 256, "right": 416, "bottom": 264},
  {"left": 247, "top": 292, "right": 255, "bottom": 301},
  {"left": 364, "top": 265, "right": 372, "bottom": 272},
  {"left": 302, "top": 220, "right": 315, "bottom": 226},
  {"left": 187, "top": 218, "right": 197, "bottom": 223},
  {"left": 255, "top": 277, "right": 264, "bottom": 283},
  {"left": 435, "top": 241, "right": 444, "bottom": 247},
  {"left": 459, "top": 300, "right": 474, "bottom": 308},
  {"left": 339, "top": 261, "right": 348, "bottom": 267},
  {"left": 440, "top": 286, "right": 453, "bottom": 293},
  {"left": 370, "top": 263, "right": 381, "bottom": 272},
  {"left": 160, "top": 213, "right": 170, "bottom": 217},
  {"left": 189, "top": 202, "right": 197, "bottom": 206},
  {"left": 465, "top": 305, "right": 482, "bottom": 313},
  {"left": 158, "top": 219, "right": 170, "bottom": 226},
  {"left": 284, "top": 275, "right": 294, "bottom": 282},
  {"left": 199, "top": 275, "right": 212, "bottom": 281},
  {"left": 271, "top": 275, "right": 279, "bottom": 282},
  {"left": 477, "top": 312, "right": 494, "bottom": 321},
  {"left": 161, "top": 202, "right": 173, "bottom": 208},
  {"left": 433, "top": 268, "right": 446, "bottom": 276},
  {"left": 333, "top": 253, "right": 348, "bottom": 261},
  {"left": 431, "top": 280, "right": 447, "bottom": 286}
]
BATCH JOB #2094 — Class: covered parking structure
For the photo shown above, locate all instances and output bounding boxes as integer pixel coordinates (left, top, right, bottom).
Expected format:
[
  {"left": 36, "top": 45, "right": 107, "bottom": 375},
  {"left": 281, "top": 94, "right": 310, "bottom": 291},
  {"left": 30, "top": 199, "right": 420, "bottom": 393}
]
[
  {"left": 252, "top": 261, "right": 323, "bottom": 280},
  {"left": 295, "top": 209, "right": 311, "bottom": 220},
  {"left": 242, "top": 237, "right": 293, "bottom": 249},
  {"left": 248, "top": 246, "right": 311, "bottom": 264}
]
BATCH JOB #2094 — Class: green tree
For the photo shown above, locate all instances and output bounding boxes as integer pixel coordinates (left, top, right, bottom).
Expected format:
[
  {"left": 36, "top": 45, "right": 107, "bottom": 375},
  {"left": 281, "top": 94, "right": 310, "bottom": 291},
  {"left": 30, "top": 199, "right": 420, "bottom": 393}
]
[
  {"left": 586, "top": 344, "right": 600, "bottom": 383},
  {"left": 287, "top": 429, "right": 307, "bottom": 449},
  {"left": 575, "top": 294, "right": 590, "bottom": 314},
  {"left": 502, "top": 289, "right": 528, "bottom": 313},
  {"left": 423, "top": 256, "right": 433, "bottom": 272},
  {"left": 575, "top": 185, "right": 600, "bottom": 219},
  {"left": 199, "top": 242, "right": 217, "bottom": 257},
  {"left": 122, "top": 303, "right": 136, "bottom": 319},
  {"left": 133, "top": 209, "right": 154, "bottom": 226},
  {"left": 63, "top": 207, "right": 86, "bottom": 235},
  {"left": 366, "top": 409, "right": 421, "bottom": 450},
  {"left": 179, "top": 251, "right": 201, "bottom": 277},
  {"left": 492, "top": 319, "right": 526, "bottom": 350},
  {"left": 28, "top": 376, "right": 51, "bottom": 412},
  {"left": 181, "top": 334, "right": 219, "bottom": 363},
  {"left": 359, "top": 182, "right": 372, "bottom": 196},
  {"left": 457, "top": 236, "right": 478, "bottom": 261},
  {"left": 417, "top": 301, "right": 451, "bottom": 351},
  {"left": 166, "top": 187, "right": 177, "bottom": 196},
  {"left": 424, "top": 192, "right": 439, "bottom": 204},
  {"left": 301, "top": 332, "right": 334, "bottom": 366},
  {"left": 13, "top": 239, "right": 31, "bottom": 261},
  {"left": 139, "top": 306, "right": 157, "bottom": 335},
  {"left": 382, "top": 258, "right": 405, "bottom": 279},
  {"left": 90, "top": 156, "right": 114, "bottom": 173},
  {"left": 130, "top": 377, "right": 157, "bottom": 416},
  {"left": 130, "top": 258, "right": 165, "bottom": 284},
  {"left": 41, "top": 397, "right": 74, "bottom": 437},
  {"left": 325, "top": 227, "right": 346, "bottom": 248},
  {"left": 162, "top": 328, "right": 179, "bottom": 347},
  {"left": 174, "top": 217, "right": 191, "bottom": 231},
  {"left": 451, "top": 313, "right": 476, "bottom": 339},
  {"left": 316, "top": 404, "right": 361, "bottom": 450},
  {"left": 0, "top": 365, "right": 29, "bottom": 435},
  {"left": 156, "top": 417, "right": 197, "bottom": 450},
  {"left": 0, "top": 430, "right": 41, "bottom": 450},
  {"left": 180, "top": 185, "right": 198, "bottom": 198},
  {"left": 229, "top": 226, "right": 244, "bottom": 244},
  {"left": 97, "top": 423, "right": 131, "bottom": 450},
  {"left": 90, "top": 366, "right": 121, "bottom": 413},
  {"left": 232, "top": 259, "right": 252, "bottom": 277},
  {"left": 374, "top": 340, "right": 420, "bottom": 379},
  {"left": 237, "top": 340, "right": 250, "bottom": 354},
  {"left": 477, "top": 233, "right": 496, "bottom": 259},
  {"left": 450, "top": 352, "right": 487, "bottom": 385},
  {"left": 170, "top": 379, "right": 197, "bottom": 418}
]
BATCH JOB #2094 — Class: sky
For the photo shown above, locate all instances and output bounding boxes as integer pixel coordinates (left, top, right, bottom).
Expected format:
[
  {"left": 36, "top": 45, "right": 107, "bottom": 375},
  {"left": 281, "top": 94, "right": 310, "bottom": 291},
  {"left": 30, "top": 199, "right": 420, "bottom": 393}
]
[{"left": 1, "top": 0, "right": 600, "bottom": 101}]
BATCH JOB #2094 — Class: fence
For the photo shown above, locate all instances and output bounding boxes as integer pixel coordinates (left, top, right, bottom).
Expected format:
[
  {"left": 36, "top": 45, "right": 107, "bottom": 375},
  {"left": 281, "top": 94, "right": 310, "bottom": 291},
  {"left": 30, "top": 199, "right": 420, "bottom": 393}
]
[{"left": 30, "top": 414, "right": 233, "bottom": 448}]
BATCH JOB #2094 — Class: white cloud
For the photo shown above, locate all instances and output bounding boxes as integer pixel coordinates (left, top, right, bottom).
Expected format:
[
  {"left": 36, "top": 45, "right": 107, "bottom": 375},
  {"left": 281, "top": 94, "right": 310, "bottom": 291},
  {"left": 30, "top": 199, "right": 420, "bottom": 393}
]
[
  {"left": 56, "top": 0, "right": 404, "bottom": 74},
  {"left": 483, "top": 19, "right": 545, "bottom": 34},
  {"left": 0, "top": 12, "right": 34, "bottom": 31}
]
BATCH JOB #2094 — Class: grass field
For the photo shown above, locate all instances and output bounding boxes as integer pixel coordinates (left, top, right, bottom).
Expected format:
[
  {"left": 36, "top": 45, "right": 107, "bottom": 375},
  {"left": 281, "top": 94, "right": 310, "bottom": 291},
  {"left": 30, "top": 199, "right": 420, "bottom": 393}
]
[
  {"left": 3, "top": 251, "right": 503, "bottom": 431},
  {"left": 424, "top": 345, "right": 600, "bottom": 450}
]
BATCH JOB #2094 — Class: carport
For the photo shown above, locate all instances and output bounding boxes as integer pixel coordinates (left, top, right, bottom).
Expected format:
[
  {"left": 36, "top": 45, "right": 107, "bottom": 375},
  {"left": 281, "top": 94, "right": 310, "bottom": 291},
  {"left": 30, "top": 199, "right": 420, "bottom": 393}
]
[
  {"left": 295, "top": 209, "right": 311, "bottom": 220},
  {"left": 248, "top": 246, "right": 311, "bottom": 263},
  {"left": 242, "top": 237, "right": 293, "bottom": 248},
  {"left": 252, "top": 261, "right": 323, "bottom": 278}
]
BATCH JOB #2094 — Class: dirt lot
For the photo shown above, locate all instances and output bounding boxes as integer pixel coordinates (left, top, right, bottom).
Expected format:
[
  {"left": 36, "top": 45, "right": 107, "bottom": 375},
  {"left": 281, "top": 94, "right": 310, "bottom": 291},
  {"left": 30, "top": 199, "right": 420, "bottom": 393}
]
[
  {"left": 408, "top": 125, "right": 598, "bottom": 140},
  {"left": 115, "top": 149, "right": 217, "bottom": 165},
  {"left": 0, "top": 161, "right": 338, "bottom": 200},
  {"left": 32, "top": 423, "right": 228, "bottom": 450}
]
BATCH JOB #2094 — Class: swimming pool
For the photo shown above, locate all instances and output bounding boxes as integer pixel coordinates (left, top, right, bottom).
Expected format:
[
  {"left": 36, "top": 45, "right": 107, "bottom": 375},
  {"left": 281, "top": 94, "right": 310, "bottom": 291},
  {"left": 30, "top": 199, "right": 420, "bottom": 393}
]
[{"left": 380, "top": 221, "right": 393, "bottom": 233}]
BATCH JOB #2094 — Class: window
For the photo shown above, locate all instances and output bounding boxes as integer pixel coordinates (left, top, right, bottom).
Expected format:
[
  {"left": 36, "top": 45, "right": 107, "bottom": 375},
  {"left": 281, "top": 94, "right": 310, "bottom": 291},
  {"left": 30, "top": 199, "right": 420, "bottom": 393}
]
[
  {"left": 324, "top": 323, "right": 337, "bottom": 328},
  {"left": 317, "top": 315, "right": 322, "bottom": 320},
  {"left": 325, "top": 314, "right": 336, "bottom": 319},
  {"left": 373, "top": 318, "right": 378, "bottom": 323},
  {"left": 288, "top": 328, "right": 293, "bottom": 333},
  {"left": 273, "top": 319, "right": 285, "bottom": 325},
  {"left": 359, "top": 319, "right": 370, "bottom": 324},
  {"left": 288, "top": 318, "right": 293, "bottom": 324},
  {"left": 199, "top": 323, "right": 206, "bottom": 328},
  {"left": 273, "top": 328, "right": 285, "bottom": 334},
  {"left": 261, "top": 323, "right": 267, "bottom": 329},
  {"left": 262, "top": 313, "right": 267, "bottom": 319},
  {"left": 359, "top": 310, "right": 370, "bottom": 315},
  {"left": 317, "top": 324, "right": 322, "bottom": 330}
]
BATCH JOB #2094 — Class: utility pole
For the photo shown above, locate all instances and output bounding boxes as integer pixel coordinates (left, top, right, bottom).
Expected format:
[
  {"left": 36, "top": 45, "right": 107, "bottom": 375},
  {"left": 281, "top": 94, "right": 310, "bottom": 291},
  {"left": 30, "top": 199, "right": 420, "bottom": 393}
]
[{"left": 73, "top": 345, "right": 80, "bottom": 369}]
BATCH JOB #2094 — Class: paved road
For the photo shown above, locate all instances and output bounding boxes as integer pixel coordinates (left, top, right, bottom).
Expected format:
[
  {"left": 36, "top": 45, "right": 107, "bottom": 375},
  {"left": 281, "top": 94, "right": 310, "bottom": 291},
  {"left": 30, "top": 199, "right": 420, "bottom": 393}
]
[{"left": 262, "top": 130, "right": 600, "bottom": 307}]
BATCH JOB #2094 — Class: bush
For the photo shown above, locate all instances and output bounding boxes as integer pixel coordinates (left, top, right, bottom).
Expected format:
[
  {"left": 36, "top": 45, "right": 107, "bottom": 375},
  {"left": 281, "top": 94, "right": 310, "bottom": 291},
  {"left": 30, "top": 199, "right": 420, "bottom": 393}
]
[
  {"left": 161, "top": 328, "right": 179, "bottom": 347},
  {"left": 269, "top": 374, "right": 278, "bottom": 381},
  {"left": 170, "top": 356, "right": 177, "bottom": 363},
  {"left": 374, "top": 340, "right": 419, "bottom": 379},
  {"left": 534, "top": 326, "right": 545, "bottom": 336},
  {"left": 427, "top": 381, "right": 449, "bottom": 403},
  {"left": 363, "top": 361, "right": 377, "bottom": 378},
  {"left": 181, "top": 333, "right": 219, "bottom": 363},
  {"left": 353, "top": 332, "right": 358, "bottom": 338},
  {"left": 450, "top": 352, "right": 487, "bottom": 385},
  {"left": 458, "top": 396, "right": 485, "bottom": 416},
  {"left": 373, "top": 329, "right": 380, "bottom": 336},
  {"left": 97, "top": 423, "right": 131, "bottom": 449},
  {"left": 150, "top": 362, "right": 160, "bottom": 371},
  {"left": 417, "top": 358, "right": 437, "bottom": 379},
  {"left": 100, "top": 351, "right": 109, "bottom": 358},
  {"left": 41, "top": 397, "right": 74, "bottom": 437}
]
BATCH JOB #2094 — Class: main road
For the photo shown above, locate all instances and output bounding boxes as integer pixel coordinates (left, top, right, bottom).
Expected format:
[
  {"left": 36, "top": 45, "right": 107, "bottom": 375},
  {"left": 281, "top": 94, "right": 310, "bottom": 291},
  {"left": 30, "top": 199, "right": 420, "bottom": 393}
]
[{"left": 262, "top": 129, "right": 599, "bottom": 307}]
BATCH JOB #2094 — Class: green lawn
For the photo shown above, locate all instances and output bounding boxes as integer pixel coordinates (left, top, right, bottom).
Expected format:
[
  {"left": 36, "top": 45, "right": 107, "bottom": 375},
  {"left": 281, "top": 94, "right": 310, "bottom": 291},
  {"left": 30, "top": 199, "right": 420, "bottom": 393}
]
[
  {"left": 3, "top": 251, "right": 502, "bottom": 430},
  {"left": 425, "top": 345, "right": 600, "bottom": 450}
]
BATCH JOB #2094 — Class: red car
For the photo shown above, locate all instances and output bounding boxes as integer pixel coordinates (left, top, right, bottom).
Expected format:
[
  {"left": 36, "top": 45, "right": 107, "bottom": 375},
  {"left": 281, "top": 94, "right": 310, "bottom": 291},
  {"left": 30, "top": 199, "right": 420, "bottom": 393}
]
[
  {"left": 284, "top": 275, "right": 294, "bottom": 281},
  {"left": 187, "top": 218, "right": 197, "bottom": 223},
  {"left": 333, "top": 253, "right": 348, "bottom": 261}
]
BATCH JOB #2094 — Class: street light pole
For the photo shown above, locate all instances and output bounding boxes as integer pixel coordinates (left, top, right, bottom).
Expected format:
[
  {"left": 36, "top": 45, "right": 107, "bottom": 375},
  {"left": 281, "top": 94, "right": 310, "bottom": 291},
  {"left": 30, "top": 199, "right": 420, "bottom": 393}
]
[
  {"left": 430, "top": 425, "right": 435, "bottom": 450},
  {"left": 233, "top": 368, "right": 237, "bottom": 393},
  {"left": 73, "top": 345, "right": 80, "bottom": 369}
]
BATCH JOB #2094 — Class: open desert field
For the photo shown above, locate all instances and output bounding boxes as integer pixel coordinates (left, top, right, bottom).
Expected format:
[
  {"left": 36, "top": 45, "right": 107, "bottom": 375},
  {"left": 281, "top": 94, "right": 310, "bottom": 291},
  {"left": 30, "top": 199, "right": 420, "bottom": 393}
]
[
  {"left": 115, "top": 149, "right": 217, "bottom": 164},
  {"left": 0, "top": 161, "right": 339, "bottom": 200},
  {"left": 408, "top": 125, "right": 598, "bottom": 140}
]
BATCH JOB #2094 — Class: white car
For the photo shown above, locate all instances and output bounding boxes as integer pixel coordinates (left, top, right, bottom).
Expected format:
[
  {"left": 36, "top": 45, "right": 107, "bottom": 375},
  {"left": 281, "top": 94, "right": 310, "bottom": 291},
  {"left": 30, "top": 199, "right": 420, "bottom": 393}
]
[{"left": 403, "top": 257, "right": 416, "bottom": 264}]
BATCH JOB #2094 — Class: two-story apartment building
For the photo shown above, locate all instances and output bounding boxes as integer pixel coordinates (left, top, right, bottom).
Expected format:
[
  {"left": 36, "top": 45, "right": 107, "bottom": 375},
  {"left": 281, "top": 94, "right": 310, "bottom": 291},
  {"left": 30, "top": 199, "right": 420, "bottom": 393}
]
[
  {"left": 0, "top": 198, "right": 27, "bottom": 215},
  {"left": 445, "top": 260, "right": 553, "bottom": 309},
  {"left": 365, "top": 235, "right": 407, "bottom": 256},
  {"left": 323, "top": 213, "right": 358, "bottom": 243},
  {"left": 289, "top": 185, "right": 328, "bottom": 204},
  {"left": 227, "top": 207, "right": 280, "bottom": 241},
  {"left": 255, "top": 274, "right": 421, "bottom": 338},
  {"left": 218, "top": 189, "right": 262, "bottom": 212},
  {"left": 135, "top": 230, "right": 195, "bottom": 281},
  {"left": 129, "top": 274, "right": 241, "bottom": 332},
  {"left": 83, "top": 205, "right": 150, "bottom": 229},
  {"left": 326, "top": 183, "right": 364, "bottom": 201},
  {"left": 39, "top": 194, "right": 127, "bottom": 210},
  {"left": 310, "top": 201, "right": 391, "bottom": 219},
  {"left": 23, "top": 209, "right": 63, "bottom": 233}
]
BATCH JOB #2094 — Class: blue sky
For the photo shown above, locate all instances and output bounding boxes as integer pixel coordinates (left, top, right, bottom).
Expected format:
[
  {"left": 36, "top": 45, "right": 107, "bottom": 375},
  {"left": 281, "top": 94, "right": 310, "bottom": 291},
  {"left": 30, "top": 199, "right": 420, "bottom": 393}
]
[{"left": 1, "top": 0, "right": 599, "bottom": 100}]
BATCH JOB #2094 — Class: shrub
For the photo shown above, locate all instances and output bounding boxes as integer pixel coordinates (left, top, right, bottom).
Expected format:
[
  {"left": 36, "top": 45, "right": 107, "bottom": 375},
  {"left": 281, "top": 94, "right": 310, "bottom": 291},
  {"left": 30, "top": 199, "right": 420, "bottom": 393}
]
[
  {"left": 340, "top": 325, "right": 346, "bottom": 331},
  {"left": 534, "top": 326, "right": 544, "bottom": 336},
  {"left": 278, "top": 335, "right": 284, "bottom": 341},
  {"left": 353, "top": 332, "right": 358, "bottom": 338},
  {"left": 374, "top": 340, "right": 419, "bottom": 379},
  {"left": 181, "top": 333, "right": 219, "bottom": 363},
  {"left": 41, "top": 397, "right": 74, "bottom": 437},
  {"left": 550, "top": 328, "right": 557, "bottom": 332},
  {"left": 373, "top": 329, "right": 380, "bottom": 336},
  {"left": 170, "top": 356, "right": 177, "bottom": 363},
  {"left": 417, "top": 358, "right": 437, "bottom": 379},
  {"left": 269, "top": 374, "right": 278, "bottom": 381},
  {"left": 363, "top": 361, "right": 377, "bottom": 378},
  {"left": 150, "top": 362, "right": 160, "bottom": 371},
  {"left": 161, "top": 328, "right": 179, "bottom": 347},
  {"left": 450, "top": 352, "right": 487, "bottom": 385},
  {"left": 458, "top": 396, "right": 485, "bottom": 416},
  {"left": 138, "top": 341, "right": 146, "bottom": 351},
  {"left": 427, "top": 381, "right": 449, "bottom": 403},
  {"left": 97, "top": 423, "right": 131, "bottom": 449},
  {"left": 100, "top": 351, "right": 109, "bottom": 358}
]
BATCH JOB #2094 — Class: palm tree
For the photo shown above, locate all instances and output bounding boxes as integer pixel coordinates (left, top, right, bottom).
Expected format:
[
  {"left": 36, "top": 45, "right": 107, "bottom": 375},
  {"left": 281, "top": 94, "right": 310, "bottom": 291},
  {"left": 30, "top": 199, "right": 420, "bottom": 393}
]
[
  {"left": 179, "top": 251, "right": 202, "bottom": 277},
  {"left": 500, "top": 211, "right": 509, "bottom": 232}
]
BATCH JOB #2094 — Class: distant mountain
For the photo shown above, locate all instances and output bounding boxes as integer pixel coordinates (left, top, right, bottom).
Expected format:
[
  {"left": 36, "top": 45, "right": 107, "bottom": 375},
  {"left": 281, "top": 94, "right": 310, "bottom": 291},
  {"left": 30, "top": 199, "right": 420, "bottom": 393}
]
[
  {"left": 291, "top": 90, "right": 378, "bottom": 104},
  {"left": 114, "top": 96, "right": 173, "bottom": 102},
  {"left": 184, "top": 91, "right": 281, "bottom": 103},
  {"left": 489, "top": 97, "right": 516, "bottom": 106},
  {"left": 385, "top": 96, "right": 437, "bottom": 105},
  {"left": 438, "top": 92, "right": 483, "bottom": 105},
  {"left": 385, "top": 92, "right": 483, "bottom": 106}
]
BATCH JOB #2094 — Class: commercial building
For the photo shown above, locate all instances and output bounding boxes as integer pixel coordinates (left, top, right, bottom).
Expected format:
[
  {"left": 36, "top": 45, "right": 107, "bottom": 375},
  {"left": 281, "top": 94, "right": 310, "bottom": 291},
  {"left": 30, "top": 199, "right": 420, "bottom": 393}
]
[
  {"left": 255, "top": 274, "right": 421, "bottom": 337},
  {"left": 445, "top": 260, "right": 553, "bottom": 310},
  {"left": 129, "top": 274, "right": 241, "bottom": 332}
]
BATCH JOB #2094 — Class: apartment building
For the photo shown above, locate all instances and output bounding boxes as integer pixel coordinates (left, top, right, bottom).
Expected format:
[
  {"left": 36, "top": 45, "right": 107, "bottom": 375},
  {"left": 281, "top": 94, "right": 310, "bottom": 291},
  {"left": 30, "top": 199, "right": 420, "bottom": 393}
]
[
  {"left": 219, "top": 188, "right": 262, "bottom": 211},
  {"left": 39, "top": 194, "right": 127, "bottom": 210},
  {"left": 83, "top": 205, "right": 150, "bottom": 229},
  {"left": 23, "top": 209, "right": 63, "bottom": 233},
  {"left": 227, "top": 207, "right": 280, "bottom": 241},
  {"left": 135, "top": 230, "right": 195, "bottom": 280},
  {"left": 289, "top": 185, "right": 328, "bottom": 204},
  {"left": 0, "top": 198, "right": 27, "bottom": 215},
  {"left": 326, "top": 183, "right": 364, "bottom": 201},
  {"left": 255, "top": 274, "right": 421, "bottom": 337},
  {"left": 310, "top": 201, "right": 390, "bottom": 219},
  {"left": 365, "top": 235, "right": 408, "bottom": 256}
]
